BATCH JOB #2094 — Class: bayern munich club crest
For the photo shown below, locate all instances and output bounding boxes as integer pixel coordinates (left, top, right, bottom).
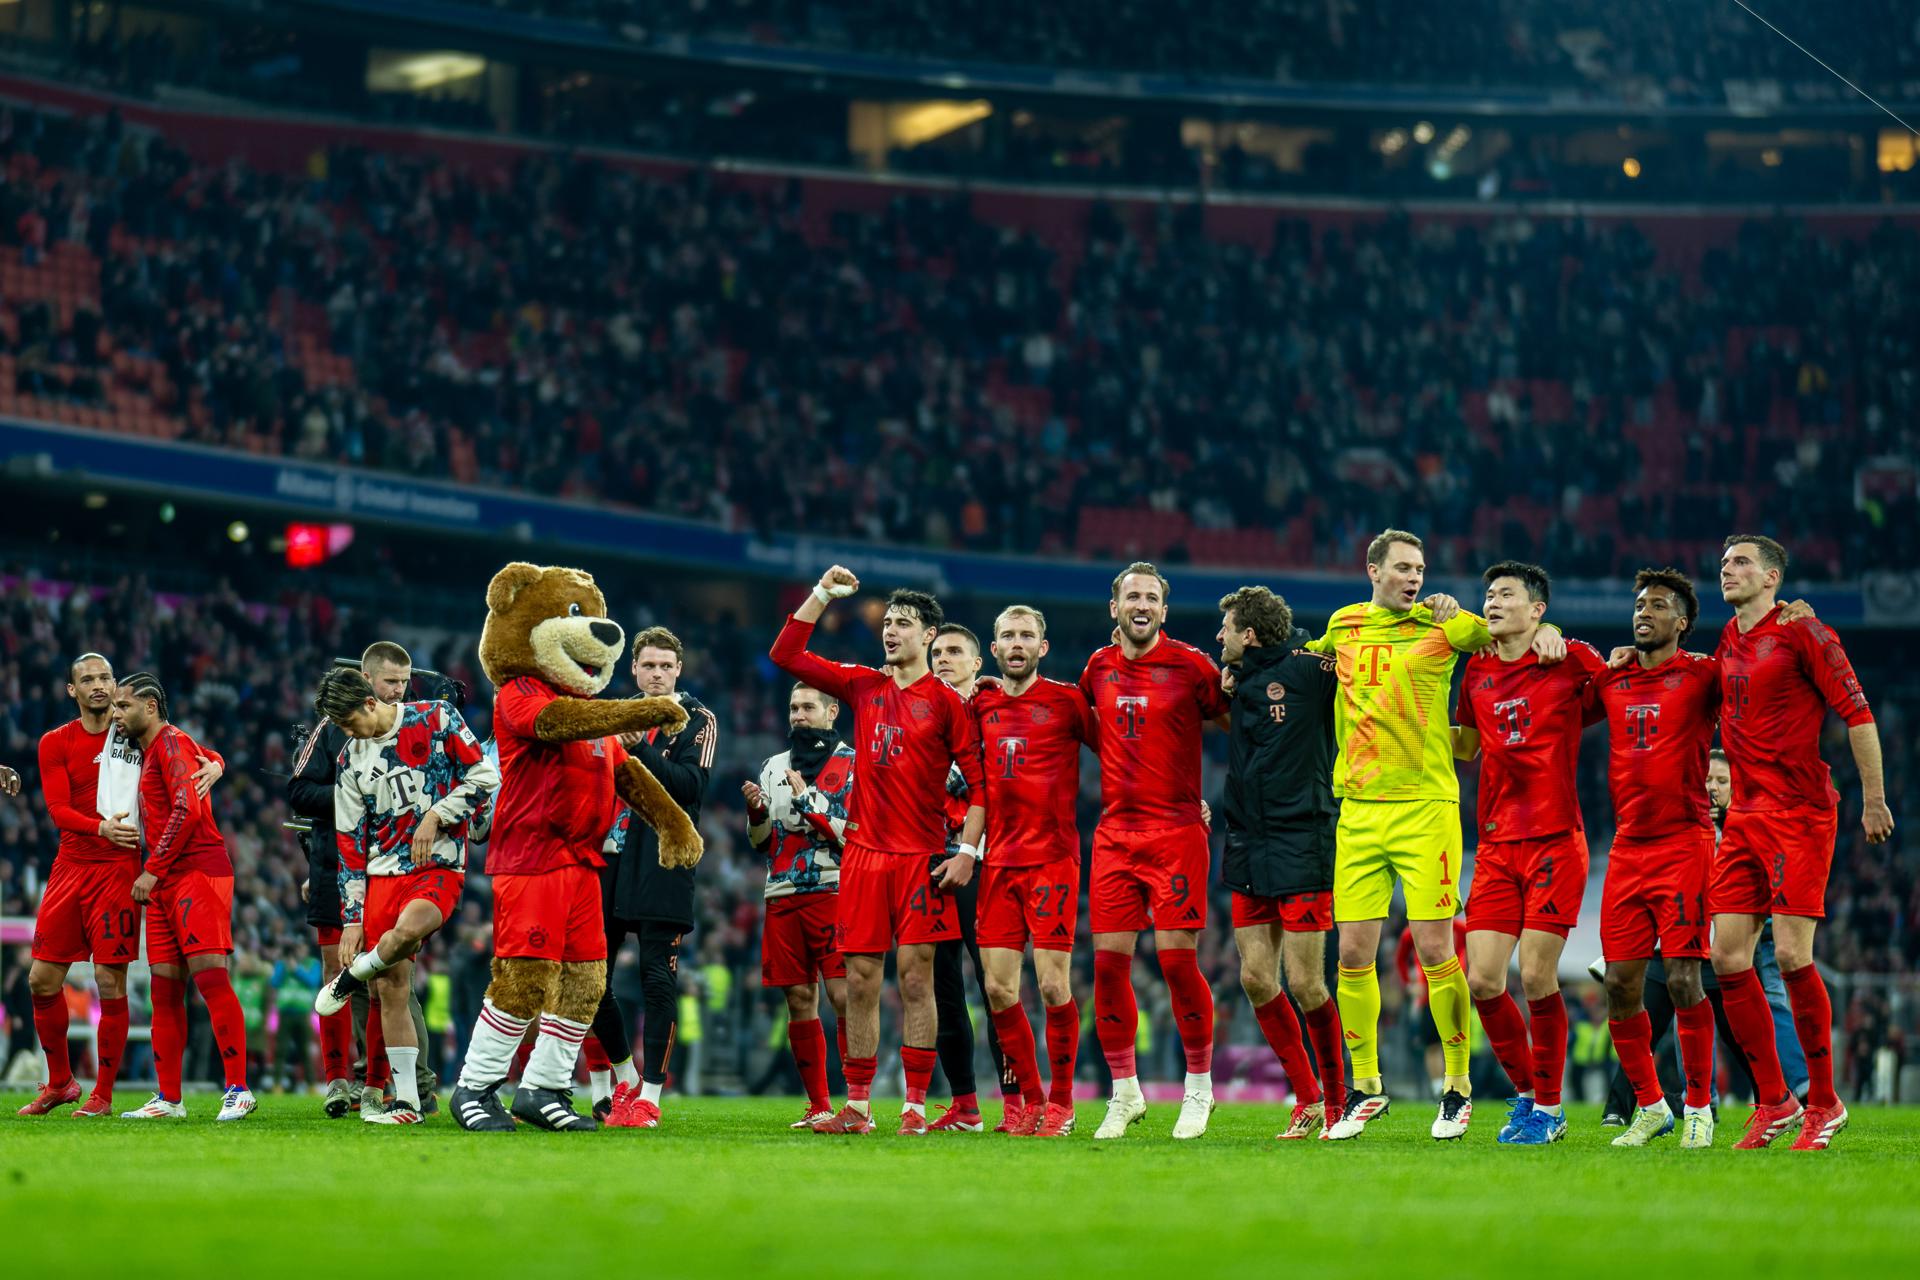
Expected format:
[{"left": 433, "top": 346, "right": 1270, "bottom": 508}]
[
  {"left": 1665, "top": 673, "right": 1685, "bottom": 689},
  {"left": 909, "top": 700, "right": 933, "bottom": 720},
  {"left": 1755, "top": 637, "right": 1780, "bottom": 659},
  {"left": 1030, "top": 705, "right": 1052, "bottom": 724},
  {"left": 1151, "top": 668, "right": 1171, "bottom": 684},
  {"left": 1266, "top": 682, "right": 1287, "bottom": 701}
]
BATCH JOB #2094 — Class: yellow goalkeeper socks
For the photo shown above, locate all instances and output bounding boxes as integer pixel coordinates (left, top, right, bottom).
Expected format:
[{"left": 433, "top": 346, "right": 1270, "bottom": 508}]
[
  {"left": 1422, "top": 955, "right": 1472, "bottom": 1079},
  {"left": 1337, "top": 963, "right": 1382, "bottom": 1084}
]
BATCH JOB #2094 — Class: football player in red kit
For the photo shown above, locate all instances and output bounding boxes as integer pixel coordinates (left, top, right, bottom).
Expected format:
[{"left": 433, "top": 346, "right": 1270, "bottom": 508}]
[
  {"left": 114, "top": 674, "right": 255, "bottom": 1122},
  {"left": 1710, "top": 536, "right": 1890, "bottom": 1150},
  {"left": 770, "top": 566, "right": 987, "bottom": 1135},
  {"left": 1082, "top": 562, "right": 1231, "bottom": 1141},
  {"left": 1453, "top": 563, "right": 1607, "bottom": 1146}
]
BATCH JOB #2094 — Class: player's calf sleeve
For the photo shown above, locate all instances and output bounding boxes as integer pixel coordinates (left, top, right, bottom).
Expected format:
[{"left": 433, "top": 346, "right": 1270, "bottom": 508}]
[
  {"left": 1782, "top": 964, "right": 1837, "bottom": 1109},
  {"left": 319, "top": 1007, "right": 352, "bottom": 1082},
  {"left": 149, "top": 975, "right": 188, "bottom": 1100},
  {"left": 1252, "top": 994, "right": 1321, "bottom": 1105},
  {"left": 1421, "top": 956, "right": 1471, "bottom": 1079},
  {"left": 1674, "top": 1000, "right": 1716, "bottom": 1110},
  {"left": 1158, "top": 948, "right": 1214, "bottom": 1075},
  {"left": 1336, "top": 964, "right": 1382, "bottom": 1082},
  {"left": 1092, "top": 950, "right": 1138, "bottom": 1078},
  {"left": 191, "top": 969, "right": 249, "bottom": 1089},
  {"left": 524, "top": 1014, "right": 590, "bottom": 1091},
  {"left": 1526, "top": 992, "right": 1569, "bottom": 1106},
  {"left": 1718, "top": 966, "right": 1789, "bottom": 1105},
  {"left": 458, "top": 999, "right": 532, "bottom": 1088},
  {"left": 1045, "top": 1001, "right": 1080, "bottom": 1107},
  {"left": 990, "top": 1004, "right": 1046, "bottom": 1107},
  {"left": 901, "top": 1044, "right": 937, "bottom": 1108},
  {"left": 1302, "top": 998, "right": 1347, "bottom": 1116},
  {"left": 789, "top": 1017, "right": 831, "bottom": 1111},
  {"left": 1472, "top": 992, "right": 1535, "bottom": 1096},
  {"left": 31, "top": 992, "right": 73, "bottom": 1086},
  {"left": 94, "top": 995, "right": 129, "bottom": 1100},
  {"left": 1608, "top": 1009, "right": 1664, "bottom": 1108}
]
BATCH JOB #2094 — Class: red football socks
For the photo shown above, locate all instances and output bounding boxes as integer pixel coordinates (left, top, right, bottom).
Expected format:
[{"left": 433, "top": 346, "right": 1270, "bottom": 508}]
[
  {"left": 149, "top": 975, "right": 188, "bottom": 1101},
  {"left": 845, "top": 1054, "right": 876, "bottom": 1104},
  {"left": 366, "top": 999, "right": 392, "bottom": 1089},
  {"left": 1718, "top": 965, "right": 1789, "bottom": 1105},
  {"left": 1158, "top": 947, "right": 1214, "bottom": 1074},
  {"left": 582, "top": 1035, "right": 612, "bottom": 1073},
  {"left": 789, "top": 1017, "right": 830, "bottom": 1112},
  {"left": 31, "top": 992, "right": 72, "bottom": 1087},
  {"left": 1473, "top": 992, "right": 1535, "bottom": 1095},
  {"left": 1044, "top": 1001, "right": 1079, "bottom": 1107},
  {"left": 318, "top": 1006, "right": 352, "bottom": 1082},
  {"left": 1093, "top": 950, "right": 1137, "bottom": 1077},
  {"left": 1252, "top": 994, "right": 1321, "bottom": 1106},
  {"left": 1609, "top": 1009, "right": 1664, "bottom": 1108},
  {"left": 1302, "top": 997, "right": 1347, "bottom": 1118},
  {"left": 1783, "top": 964, "right": 1837, "bottom": 1109},
  {"left": 193, "top": 969, "right": 249, "bottom": 1090},
  {"left": 94, "top": 995, "right": 129, "bottom": 1103},
  {"left": 990, "top": 1004, "right": 1046, "bottom": 1108},
  {"left": 1527, "top": 992, "right": 1568, "bottom": 1107},
  {"left": 1675, "top": 999, "right": 1716, "bottom": 1109},
  {"left": 902, "top": 1045, "right": 936, "bottom": 1107}
]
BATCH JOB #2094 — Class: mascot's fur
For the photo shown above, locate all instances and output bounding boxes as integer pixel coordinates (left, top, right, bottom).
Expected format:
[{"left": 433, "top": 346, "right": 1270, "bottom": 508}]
[{"left": 477, "top": 562, "right": 704, "bottom": 1023}]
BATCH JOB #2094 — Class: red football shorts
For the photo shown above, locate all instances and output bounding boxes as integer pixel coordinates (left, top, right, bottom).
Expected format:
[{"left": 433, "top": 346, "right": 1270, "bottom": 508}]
[
  {"left": 835, "top": 844, "right": 960, "bottom": 954},
  {"left": 977, "top": 855, "right": 1081, "bottom": 952},
  {"left": 1230, "top": 888, "right": 1334, "bottom": 933},
  {"left": 493, "top": 864, "right": 605, "bottom": 962},
  {"left": 1711, "top": 805, "right": 1838, "bottom": 919},
  {"left": 364, "top": 868, "right": 464, "bottom": 940},
  {"left": 145, "top": 871, "right": 235, "bottom": 966},
  {"left": 32, "top": 859, "right": 140, "bottom": 965},
  {"left": 1465, "top": 830, "right": 1589, "bottom": 938},
  {"left": 1089, "top": 823, "right": 1209, "bottom": 934},
  {"left": 316, "top": 925, "right": 343, "bottom": 947},
  {"left": 761, "top": 894, "right": 846, "bottom": 987},
  {"left": 1601, "top": 828, "right": 1712, "bottom": 961}
]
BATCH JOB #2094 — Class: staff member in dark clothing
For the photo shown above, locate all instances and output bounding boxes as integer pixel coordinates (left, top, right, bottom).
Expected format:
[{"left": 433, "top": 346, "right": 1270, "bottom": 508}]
[
  {"left": 590, "top": 626, "right": 718, "bottom": 1129},
  {"left": 1216, "top": 587, "right": 1350, "bottom": 1141},
  {"left": 287, "top": 640, "right": 437, "bottom": 1116}
]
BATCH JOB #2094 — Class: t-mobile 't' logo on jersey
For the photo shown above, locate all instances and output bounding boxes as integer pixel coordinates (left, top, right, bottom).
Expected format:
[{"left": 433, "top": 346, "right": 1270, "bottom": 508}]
[
  {"left": 1624, "top": 704, "right": 1661, "bottom": 750},
  {"left": 1724, "top": 673, "right": 1750, "bottom": 720},
  {"left": 1114, "top": 696, "right": 1148, "bottom": 739},
  {"left": 872, "top": 723, "right": 906, "bottom": 767},
  {"left": 1494, "top": 697, "right": 1532, "bottom": 745},
  {"left": 1356, "top": 643, "right": 1395, "bottom": 687},
  {"left": 998, "top": 736, "right": 1028, "bottom": 779}
]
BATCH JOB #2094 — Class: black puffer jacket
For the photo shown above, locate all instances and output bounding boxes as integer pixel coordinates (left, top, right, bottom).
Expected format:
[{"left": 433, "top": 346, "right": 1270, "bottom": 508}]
[
  {"left": 601, "top": 693, "right": 718, "bottom": 929},
  {"left": 1220, "top": 637, "right": 1339, "bottom": 897}
]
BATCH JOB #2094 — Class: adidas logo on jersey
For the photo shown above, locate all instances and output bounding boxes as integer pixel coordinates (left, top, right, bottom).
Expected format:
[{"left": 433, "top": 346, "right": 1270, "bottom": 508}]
[{"left": 1434, "top": 894, "right": 1453, "bottom": 910}]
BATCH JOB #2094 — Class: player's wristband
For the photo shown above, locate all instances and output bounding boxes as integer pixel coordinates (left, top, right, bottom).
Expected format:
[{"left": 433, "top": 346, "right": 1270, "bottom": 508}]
[
  {"left": 811, "top": 584, "right": 833, "bottom": 606},
  {"left": 959, "top": 842, "right": 982, "bottom": 862}
]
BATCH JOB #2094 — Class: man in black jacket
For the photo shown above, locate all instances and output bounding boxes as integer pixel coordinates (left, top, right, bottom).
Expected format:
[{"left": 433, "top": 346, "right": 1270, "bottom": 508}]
[
  {"left": 591, "top": 626, "right": 717, "bottom": 1129},
  {"left": 1216, "top": 587, "right": 1349, "bottom": 1141},
  {"left": 286, "top": 640, "right": 436, "bottom": 1116}
]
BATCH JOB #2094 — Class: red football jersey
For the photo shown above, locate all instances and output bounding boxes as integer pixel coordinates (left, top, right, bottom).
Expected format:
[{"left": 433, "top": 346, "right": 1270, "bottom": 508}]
[
  {"left": 971, "top": 677, "right": 1095, "bottom": 867},
  {"left": 1457, "top": 641, "right": 1607, "bottom": 842},
  {"left": 37, "top": 720, "right": 123, "bottom": 865},
  {"left": 139, "top": 724, "right": 231, "bottom": 881},
  {"left": 1077, "top": 634, "right": 1229, "bottom": 832},
  {"left": 771, "top": 616, "right": 986, "bottom": 856},
  {"left": 1715, "top": 606, "right": 1873, "bottom": 812},
  {"left": 1586, "top": 650, "right": 1721, "bottom": 839},
  {"left": 488, "top": 674, "right": 631, "bottom": 875}
]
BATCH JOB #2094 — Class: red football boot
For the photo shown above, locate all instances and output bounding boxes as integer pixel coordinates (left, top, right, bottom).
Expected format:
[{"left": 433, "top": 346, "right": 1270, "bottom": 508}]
[
  {"left": 1790, "top": 1102, "right": 1848, "bottom": 1151},
  {"left": 990, "top": 1099, "right": 1025, "bottom": 1134},
  {"left": 72, "top": 1095, "right": 114, "bottom": 1118},
  {"left": 1034, "top": 1103, "right": 1076, "bottom": 1138},
  {"left": 1008, "top": 1103, "right": 1045, "bottom": 1136},
  {"left": 16, "top": 1080, "right": 82, "bottom": 1116},
  {"left": 628, "top": 1098, "right": 662, "bottom": 1130},
  {"left": 897, "top": 1109, "right": 930, "bottom": 1136},
  {"left": 930, "top": 1101, "right": 985, "bottom": 1133},
  {"left": 1733, "top": 1096, "right": 1805, "bottom": 1150},
  {"left": 812, "top": 1103, "right": 877, "bottom": 1135}
]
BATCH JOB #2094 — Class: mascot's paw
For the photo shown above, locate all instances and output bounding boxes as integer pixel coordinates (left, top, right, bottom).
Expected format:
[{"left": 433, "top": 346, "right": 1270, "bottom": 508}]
[
  {"left": 614, "top": 758, "right": 704, "bottom": 868},
  {"left": 625, "top": 694, "right": 688, "bottom": 738},
  {"left": 656, "top": 814, "right": 705, "bottom": 870}
]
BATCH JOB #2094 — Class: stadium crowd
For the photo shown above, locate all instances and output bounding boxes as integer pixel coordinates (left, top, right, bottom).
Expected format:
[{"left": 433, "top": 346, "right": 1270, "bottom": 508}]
[
  {"left": 1, "top": 553, "right": 1911, "bottom": 1098},
  {"left": 0, "top": 104, "right": 1915, "bottom": 586}
]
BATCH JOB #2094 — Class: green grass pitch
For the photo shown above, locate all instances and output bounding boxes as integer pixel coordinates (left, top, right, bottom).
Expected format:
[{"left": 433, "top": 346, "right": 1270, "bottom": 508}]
[{"left": 4, "top": 1093, "right": 1918, "bottom": 1278}]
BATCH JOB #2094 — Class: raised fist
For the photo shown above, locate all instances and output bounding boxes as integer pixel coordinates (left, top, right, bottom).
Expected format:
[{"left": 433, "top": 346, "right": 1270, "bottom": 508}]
[{"left": 818, "top": 565, "right": 860, "bottom": 598}]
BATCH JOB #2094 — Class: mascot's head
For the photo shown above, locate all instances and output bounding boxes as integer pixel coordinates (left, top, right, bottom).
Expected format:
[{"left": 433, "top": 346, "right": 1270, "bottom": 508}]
[{"left": 479, "top": 562, "right": 625, "bottom": 696}]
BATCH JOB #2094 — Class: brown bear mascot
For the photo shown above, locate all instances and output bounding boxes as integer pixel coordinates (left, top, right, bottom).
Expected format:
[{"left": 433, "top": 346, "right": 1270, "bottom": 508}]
[{"left": 451, "top": 563, "right": 703, "bottom": 1131}]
